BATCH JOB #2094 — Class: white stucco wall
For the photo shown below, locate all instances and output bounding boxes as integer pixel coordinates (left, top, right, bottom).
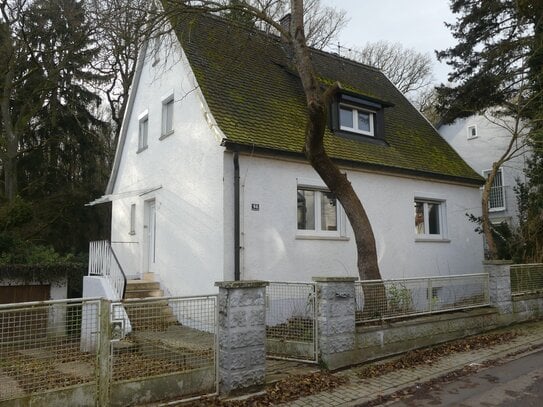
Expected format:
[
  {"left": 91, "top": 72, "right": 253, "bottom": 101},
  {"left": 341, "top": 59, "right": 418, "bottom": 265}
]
[
  {"left": 107, "top": 34, "right": 484, "bottom": 295},
  {"left": 226, "top": 153, "right": 484, "bottom": 281},
  {"left": 109, "top": 35, "right": 225, "bottom": 296},
  {"left": 439, "top": 115, "right": 529, "bottom": 225}
]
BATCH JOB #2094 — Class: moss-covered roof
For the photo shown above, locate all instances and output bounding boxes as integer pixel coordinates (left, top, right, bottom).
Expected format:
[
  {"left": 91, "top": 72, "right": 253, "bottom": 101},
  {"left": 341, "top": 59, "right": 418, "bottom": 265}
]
[{"left": 173, "top": 14, "right": 482, "bottom": 185}]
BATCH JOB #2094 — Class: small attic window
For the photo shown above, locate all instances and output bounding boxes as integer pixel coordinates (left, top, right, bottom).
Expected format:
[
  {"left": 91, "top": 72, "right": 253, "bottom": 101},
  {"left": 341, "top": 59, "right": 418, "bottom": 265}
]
[
  {"left": 467, "top": 125, "right": 477, "bottom": 139},
  {"left": 330, "top": 93, "right": 389, "bottom": 143}
]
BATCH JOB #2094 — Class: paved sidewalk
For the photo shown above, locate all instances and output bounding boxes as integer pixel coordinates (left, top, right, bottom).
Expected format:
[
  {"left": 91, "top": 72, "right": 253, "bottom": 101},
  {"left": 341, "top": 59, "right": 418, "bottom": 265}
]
[{"left": 278, "top": 320, "right": 543, "bottom": 406}]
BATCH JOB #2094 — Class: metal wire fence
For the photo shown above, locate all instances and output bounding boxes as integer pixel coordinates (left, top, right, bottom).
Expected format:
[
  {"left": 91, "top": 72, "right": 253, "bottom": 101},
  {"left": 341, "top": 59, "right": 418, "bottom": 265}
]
[
  {"left": 0, "top": 298, "right": 100, "bottom": 402},
  {"left": 355, "top": 273, "right": 490, "bottom": 323},
  {"left": 265, "top": 282, "right": 317, "bottom": 362},
  {"left": 0, "top": 295, "right": 218, "bottom": 405},
  {"left": 111, "top": 296, "right": 217, "bottom": 384},
  {"left": 511, "top": 264, "right": 543, "bottom": 295}
]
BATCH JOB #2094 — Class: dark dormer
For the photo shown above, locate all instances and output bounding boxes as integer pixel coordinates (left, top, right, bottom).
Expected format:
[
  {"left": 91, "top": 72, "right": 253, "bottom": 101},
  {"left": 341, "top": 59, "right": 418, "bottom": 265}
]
[{"left": 329, "top": 92, "right": 393, "bottom": 145}]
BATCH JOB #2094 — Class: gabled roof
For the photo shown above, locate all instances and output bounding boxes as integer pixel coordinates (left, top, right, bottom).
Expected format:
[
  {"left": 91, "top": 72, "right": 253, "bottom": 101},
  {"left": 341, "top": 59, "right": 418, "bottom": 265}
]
[{"left": 172, "top": 14, "right": 482, "bottom": 185}]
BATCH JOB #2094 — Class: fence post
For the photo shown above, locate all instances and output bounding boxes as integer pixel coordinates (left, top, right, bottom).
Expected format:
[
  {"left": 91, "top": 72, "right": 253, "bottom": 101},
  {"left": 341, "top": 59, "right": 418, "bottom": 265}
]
[
  {"left": 97, "top": 298, "right": 111, "bottom": 406},
  {"left": 215, "top": 280, "right": 268, "bottom": 395},
  {"left": 484, "top": 260, "right": 513, "bottom": 314},
  {"left": 427, "top": 278, "right": 433, "bottom": 312},
  {"left": 313, "top": 277, "right": 357, "bottom": 370}
]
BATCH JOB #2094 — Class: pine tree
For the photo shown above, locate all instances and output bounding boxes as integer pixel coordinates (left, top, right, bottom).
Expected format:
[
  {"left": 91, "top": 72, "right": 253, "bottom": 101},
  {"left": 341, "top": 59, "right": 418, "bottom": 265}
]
[
  {"left": 1, "top": 0, "right": 111, "bottom": 257},
  {"left": 437, "top": 0, "right": 543, "bottom": 259}
]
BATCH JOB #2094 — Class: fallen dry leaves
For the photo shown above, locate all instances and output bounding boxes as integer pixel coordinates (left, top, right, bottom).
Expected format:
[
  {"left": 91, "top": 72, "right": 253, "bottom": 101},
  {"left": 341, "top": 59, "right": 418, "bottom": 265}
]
[
  {"left": 356, "top": 331, "right": 518, "bottom": 379},
  {"left": 183, "top": 371, "right": 348, "bottom": 406}
]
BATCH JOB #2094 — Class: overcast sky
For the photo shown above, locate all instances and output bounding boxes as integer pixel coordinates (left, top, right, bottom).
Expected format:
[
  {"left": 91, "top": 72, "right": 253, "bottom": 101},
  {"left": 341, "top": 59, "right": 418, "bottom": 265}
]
[{"left": 327, "top": 0, "right": 458, "bottom": 85}]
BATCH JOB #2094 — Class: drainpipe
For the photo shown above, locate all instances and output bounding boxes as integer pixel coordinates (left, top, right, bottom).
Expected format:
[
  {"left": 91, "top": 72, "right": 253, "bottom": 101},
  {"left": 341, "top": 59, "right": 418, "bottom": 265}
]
[{"left": 233, "top": 152, "right": 240, "bottom": 281}]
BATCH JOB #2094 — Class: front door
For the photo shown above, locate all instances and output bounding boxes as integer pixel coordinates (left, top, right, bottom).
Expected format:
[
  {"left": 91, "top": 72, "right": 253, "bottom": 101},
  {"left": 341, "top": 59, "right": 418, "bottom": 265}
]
[{"left": 143, "top": 199, "right": 156, "bottom": 274}]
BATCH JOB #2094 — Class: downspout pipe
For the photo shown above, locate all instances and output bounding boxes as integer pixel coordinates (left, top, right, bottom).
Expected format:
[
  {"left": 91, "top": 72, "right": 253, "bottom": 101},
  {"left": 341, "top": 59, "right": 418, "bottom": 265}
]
[{"left": 233, "top": 152, "right": 240, "bottom": 281}]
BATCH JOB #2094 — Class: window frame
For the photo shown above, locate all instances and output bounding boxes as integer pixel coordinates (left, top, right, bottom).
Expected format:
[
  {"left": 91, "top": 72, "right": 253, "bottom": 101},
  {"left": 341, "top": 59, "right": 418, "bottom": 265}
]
[
  {"left": 329, "top": 92, "right": 390, "bottom": 143},
  {"left": 129, "top": 203, "right": 136, "bottom": 235},
  {"left": 339, "top": 103, "right": 375, "bottom": 137},
  {"left": 296, "top": 180, "right": 347, "bottom": 240},
  {"left": 467, "top": 125, "right": 478, "bottom": 139},
  {"left": 483, "top": 168, "right": 506, "bottom": 212},
  {"left": 137, "top": 112, "right": 149, "bottom": 153},
  {"left": 160, "top": 93, "right": 174, "bottom": 139},
  {"left": 414, "top": 197, "right": 448, "bottom": 242}
]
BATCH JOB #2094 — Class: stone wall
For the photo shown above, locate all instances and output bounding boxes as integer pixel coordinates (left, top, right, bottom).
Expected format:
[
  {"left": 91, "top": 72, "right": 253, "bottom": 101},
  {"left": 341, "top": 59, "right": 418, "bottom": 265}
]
[{"left": 313, "top": 262, "right": 543, "bottom": 370}]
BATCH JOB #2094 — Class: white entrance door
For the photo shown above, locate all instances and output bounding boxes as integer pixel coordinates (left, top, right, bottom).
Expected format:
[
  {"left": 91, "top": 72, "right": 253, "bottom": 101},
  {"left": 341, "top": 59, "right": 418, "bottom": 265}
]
[{"left": 143, "top": 200, "right": 156, "bottom": 274}]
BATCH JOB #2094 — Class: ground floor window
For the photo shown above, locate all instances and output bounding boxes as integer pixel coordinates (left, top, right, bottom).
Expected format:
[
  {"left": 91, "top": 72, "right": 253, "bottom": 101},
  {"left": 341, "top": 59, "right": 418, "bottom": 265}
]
[
  {"left": 415, "top": 199, "right": 447, "bottom": 240},
  {"left": 297, "top": 185, "right": 347, "bottom": 238},
  {"left": 298, "top": 188, "right": 337, "bottom": 231}
]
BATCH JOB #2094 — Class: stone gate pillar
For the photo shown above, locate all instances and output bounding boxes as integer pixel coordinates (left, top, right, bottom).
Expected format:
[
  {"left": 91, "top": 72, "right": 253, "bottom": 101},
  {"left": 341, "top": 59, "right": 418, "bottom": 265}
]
[
  {"left": 215, "top": 280, "right": 269, "bottom": 395},
  {"left": 313, "top": 277, "right": 357, "bottom": 370},
  {"left": 484, "top": 260, "right": 513, "bottom": 314}
]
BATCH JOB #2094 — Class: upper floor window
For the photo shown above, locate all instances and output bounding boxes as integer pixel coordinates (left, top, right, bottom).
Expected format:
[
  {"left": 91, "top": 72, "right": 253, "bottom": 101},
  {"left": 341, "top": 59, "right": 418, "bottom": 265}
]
[
  {"left": 329, "top": 92, "right": 391, "bottom": 143},
  {"left": 138, "top": 114, "right": 148, "bottom": 152},
  {"left": 484, "top": 169, "right": 506, "bottom": 211},
  {"left": 467, "top": 125, "right": 478, "bottom": 139},
  {"left": 161, "top": 95, "right": 174, "bottom": 138},
  {"left": 414, "top": 199, "right": 448, "bottom": 241},
  {"left": 339, "top": 104, "right": 375, "bottom": 136}
]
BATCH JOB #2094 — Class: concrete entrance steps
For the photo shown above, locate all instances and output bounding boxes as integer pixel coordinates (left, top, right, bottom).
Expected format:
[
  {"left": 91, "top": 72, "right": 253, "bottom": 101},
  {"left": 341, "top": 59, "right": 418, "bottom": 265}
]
[
  {"left": 123, "top": 274, "right": 178, "bottom": 331},
  {"left": 124, "top": 273, "right": 164, "bottom": 299}
]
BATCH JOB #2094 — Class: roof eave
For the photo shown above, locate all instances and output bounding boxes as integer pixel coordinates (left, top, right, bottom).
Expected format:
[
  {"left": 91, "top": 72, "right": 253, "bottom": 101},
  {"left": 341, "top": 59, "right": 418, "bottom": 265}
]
[{"left": 223, "top": 140, "right": 484, "bottom": 187}]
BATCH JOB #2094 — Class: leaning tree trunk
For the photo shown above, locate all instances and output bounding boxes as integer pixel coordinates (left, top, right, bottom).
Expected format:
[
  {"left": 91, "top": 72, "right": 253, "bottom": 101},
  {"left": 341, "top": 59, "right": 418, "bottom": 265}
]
[{"left": 289, "top": 0, "right": 386, "bottom": 316}]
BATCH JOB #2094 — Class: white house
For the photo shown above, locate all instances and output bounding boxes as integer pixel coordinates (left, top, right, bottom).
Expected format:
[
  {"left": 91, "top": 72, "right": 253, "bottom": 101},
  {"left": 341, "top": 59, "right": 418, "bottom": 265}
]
[
  {"left": 439, "top": 114, "right": 529, "bottom": 227},
  {"left": 87, "top": 14, "right": 484, "bottom": 298}
]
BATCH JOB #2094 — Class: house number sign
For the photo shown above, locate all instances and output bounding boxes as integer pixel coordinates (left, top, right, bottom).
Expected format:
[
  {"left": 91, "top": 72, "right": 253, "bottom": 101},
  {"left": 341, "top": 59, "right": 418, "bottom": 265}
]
[{"left": 251, "top": 203, "right": 260, "bottom": 211}]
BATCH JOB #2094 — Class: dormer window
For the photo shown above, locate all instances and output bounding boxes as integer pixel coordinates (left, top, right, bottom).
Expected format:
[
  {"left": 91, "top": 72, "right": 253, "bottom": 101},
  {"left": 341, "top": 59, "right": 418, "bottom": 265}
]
[
  {"left": 329, "top": 92, "right": 392, "bottom": 144},
  {"left": 339, "top": 104, "right": 375, "bottom": 136}
]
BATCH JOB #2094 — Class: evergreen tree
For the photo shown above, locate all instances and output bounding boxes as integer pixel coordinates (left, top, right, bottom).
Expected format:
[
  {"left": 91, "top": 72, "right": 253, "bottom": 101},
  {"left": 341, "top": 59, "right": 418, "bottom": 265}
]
[
  {"left": 437, "top": 0, "right": 543, "bottom": 260},
  {"left": 0, "top": 0, "right": 111, "bottom": 258}
]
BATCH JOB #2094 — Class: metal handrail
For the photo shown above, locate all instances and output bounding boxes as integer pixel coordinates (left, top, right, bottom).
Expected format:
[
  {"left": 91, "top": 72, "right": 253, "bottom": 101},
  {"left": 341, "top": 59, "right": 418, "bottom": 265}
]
[{"left": 110, "top": 246, "right": 127, "bottom": 299}]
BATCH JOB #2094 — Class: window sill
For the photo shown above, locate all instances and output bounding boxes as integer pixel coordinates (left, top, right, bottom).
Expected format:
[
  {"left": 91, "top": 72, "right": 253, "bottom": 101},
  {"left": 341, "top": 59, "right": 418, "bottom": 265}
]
[
  {"left": 159, "top": 130, "right": 174, "bottom": 140},
  {"left": 136, "top": 146, "right": 148, "bottom": 154},
  {"left": 489, "top": 208, "right": 506, "bottom": 213},
  {"left": 415, "top": 237, "right": 451, "bottom": 243},
  {"left": 296, "top": 234, "right": 349, "bottom": 241}
]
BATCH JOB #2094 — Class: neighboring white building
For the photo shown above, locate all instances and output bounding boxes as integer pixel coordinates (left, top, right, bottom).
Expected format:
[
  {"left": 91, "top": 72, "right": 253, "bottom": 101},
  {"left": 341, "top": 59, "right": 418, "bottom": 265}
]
[
  {"left": 88, "top": 15, "right": 484, "bottom": 297},
  {"left": 439, "top": 114, "right": 529, "bottom": 227}
]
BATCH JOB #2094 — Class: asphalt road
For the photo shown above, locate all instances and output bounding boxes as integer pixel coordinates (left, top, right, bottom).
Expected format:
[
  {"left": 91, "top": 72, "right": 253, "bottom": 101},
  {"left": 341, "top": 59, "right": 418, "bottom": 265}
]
[{"left": 386, "top": 349, "right": 543, "bottom": 407}]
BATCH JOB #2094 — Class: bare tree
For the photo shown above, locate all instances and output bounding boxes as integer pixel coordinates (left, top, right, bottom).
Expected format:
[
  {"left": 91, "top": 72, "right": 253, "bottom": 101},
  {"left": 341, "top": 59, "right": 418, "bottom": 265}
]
[
  {"left": 87, "top": 0, "right": 150, "bottom": 145},
  {"left": 479, "top": 100, "right": 533, "bottom": 259},
  {"left": 345, "top": 41, "right": 434, "bottom": 96},
  {"left": 413, "top": 87, "right": 440, "bottom": 126},
  {"left": 158, "top": 0, "right": 382, "bottom": 281}
]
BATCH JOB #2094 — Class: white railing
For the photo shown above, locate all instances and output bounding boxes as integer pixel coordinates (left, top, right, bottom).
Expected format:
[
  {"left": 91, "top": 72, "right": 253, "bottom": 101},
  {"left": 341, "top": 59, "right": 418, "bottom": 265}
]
[
  {"left": 355, "top": 273, "right": 490, "bottom": 323},
  {"left": 88, "top": 240, "right": 126, "bottom": 300}
]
